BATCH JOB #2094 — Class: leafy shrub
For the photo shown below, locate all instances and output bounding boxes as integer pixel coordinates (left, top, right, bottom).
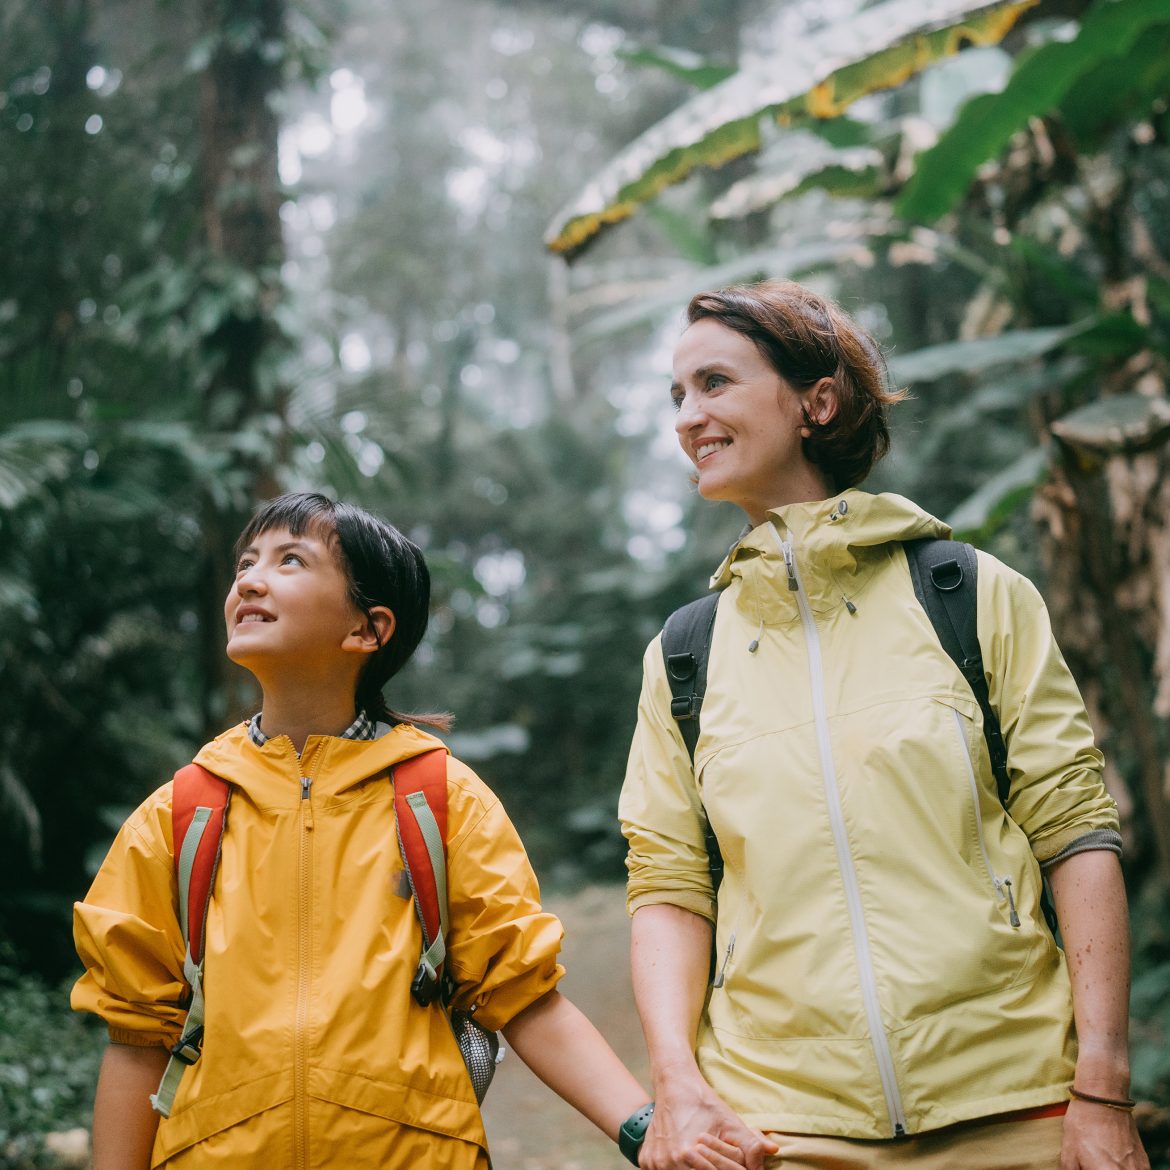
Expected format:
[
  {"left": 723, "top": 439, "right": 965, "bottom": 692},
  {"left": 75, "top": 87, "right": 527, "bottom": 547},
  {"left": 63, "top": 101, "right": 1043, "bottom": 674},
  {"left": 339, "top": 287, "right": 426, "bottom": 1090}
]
[{"left": 0, "top": 961, "right": 102, "bottom": 1168}]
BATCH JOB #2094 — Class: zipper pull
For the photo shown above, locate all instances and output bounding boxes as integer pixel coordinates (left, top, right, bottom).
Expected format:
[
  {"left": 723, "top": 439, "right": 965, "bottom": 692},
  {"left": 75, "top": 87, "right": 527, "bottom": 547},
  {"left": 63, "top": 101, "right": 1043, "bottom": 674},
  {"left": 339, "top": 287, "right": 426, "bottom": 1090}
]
[
  {"left": 301, "top": 775, "right": 311, "bottom": 800},
  {"left": 1002, "top": 877, "right": 1021, "bottom": 928},
  {"left": 782, "top": 541, "right": 799, "bottom": 591},
  {"left": 713, "top": 932, "right": 736, "bottom": 988}
]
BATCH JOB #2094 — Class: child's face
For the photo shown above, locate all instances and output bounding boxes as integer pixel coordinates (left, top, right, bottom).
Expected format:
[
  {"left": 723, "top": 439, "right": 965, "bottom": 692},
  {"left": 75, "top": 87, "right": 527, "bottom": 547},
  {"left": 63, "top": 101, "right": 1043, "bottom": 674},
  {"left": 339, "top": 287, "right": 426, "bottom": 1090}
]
[{"left": 224, "top": 524, "right": 369, "bottom": 677}]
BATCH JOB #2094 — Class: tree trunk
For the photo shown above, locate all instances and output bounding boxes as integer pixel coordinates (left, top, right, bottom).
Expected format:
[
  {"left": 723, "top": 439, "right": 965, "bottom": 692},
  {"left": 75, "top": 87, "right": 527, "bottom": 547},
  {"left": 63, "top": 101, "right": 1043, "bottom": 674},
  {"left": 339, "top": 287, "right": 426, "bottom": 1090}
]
[
  {"left": 1035, "top": 409, "right": 1170, "bottom": 890},
  {"left": 194, "top": 0, "right": 288, "bottom": 732}
]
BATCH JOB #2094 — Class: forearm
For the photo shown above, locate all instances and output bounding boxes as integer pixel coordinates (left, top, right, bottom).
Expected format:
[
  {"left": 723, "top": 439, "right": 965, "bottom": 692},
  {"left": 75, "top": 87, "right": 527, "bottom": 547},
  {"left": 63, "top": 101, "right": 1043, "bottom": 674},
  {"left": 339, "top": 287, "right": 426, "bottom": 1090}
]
[
  {"left": 502, "top": 990, "right": 648, "bottom": 1140},
  {"left": 91, "top": 1042, "right": 168, "bottom": 1170},
  {"left": 630, "top": 902, "right": 712, "bottom": 1091},
  {"left": 1047, "top": 849, "right": 1133, "bottom": 1094}
]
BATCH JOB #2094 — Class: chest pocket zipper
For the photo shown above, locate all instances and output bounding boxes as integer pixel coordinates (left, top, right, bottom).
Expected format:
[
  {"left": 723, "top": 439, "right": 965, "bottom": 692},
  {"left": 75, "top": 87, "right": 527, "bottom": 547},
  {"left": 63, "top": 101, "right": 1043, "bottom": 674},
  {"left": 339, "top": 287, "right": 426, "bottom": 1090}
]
[{"left": 951, "top": 708, "right": 1020, "bottom": 927}]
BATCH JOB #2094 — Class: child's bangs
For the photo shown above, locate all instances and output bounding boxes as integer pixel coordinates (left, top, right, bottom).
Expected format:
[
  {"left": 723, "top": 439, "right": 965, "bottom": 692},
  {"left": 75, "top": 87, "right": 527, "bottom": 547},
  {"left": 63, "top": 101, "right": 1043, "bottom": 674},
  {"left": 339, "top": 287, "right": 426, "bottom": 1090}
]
[{"left": 233, "top": 494, "right": 340, "bottom": 561}]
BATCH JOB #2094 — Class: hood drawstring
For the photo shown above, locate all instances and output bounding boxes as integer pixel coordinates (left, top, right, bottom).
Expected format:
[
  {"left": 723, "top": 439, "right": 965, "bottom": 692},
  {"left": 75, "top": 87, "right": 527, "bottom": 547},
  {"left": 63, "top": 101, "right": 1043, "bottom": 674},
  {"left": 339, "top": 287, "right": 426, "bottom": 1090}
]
[
  {"left": 748, "top": 617, "right": 764, "bottom": 654},
  {"left": 842, "top": 594, "right": 857, "bottom": 615}
]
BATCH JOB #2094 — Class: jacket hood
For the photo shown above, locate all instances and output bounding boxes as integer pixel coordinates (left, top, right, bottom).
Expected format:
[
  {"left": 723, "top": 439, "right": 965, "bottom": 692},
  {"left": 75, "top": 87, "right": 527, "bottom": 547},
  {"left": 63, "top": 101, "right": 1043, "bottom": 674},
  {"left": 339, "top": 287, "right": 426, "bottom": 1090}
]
[
  {"left": 710, "top": 490, "right": 950, "bottom": 623},
  {"left": 194, "top": 720, "right": 447, "bottom": 803}
]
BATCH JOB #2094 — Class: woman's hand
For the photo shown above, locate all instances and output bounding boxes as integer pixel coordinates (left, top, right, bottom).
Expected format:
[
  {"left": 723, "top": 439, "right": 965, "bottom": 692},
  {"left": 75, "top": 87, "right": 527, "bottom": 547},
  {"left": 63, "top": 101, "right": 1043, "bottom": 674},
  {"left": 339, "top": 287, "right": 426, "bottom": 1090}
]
[
  {"left": 638, "top": 1060, "right": 777, "bottom": 1170},
  {"left": 1060, "top": 1101, "right": 1149, "bottom": 1170}
]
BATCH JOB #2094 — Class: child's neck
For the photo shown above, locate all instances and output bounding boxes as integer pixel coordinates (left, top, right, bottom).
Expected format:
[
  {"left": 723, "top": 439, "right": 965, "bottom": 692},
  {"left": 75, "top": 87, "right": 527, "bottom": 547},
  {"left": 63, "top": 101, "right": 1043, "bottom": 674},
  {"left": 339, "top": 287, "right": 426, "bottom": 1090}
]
[{"left": 258, "top": 682, "right": 361, "bottom": 754}]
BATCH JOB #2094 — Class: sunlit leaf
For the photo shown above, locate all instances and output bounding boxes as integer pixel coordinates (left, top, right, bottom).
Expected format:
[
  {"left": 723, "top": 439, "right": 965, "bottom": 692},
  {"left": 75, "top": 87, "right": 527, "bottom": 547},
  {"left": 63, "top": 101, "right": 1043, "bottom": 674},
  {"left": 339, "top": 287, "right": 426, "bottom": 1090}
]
[
  {"left": 897, "top": 0, "right": 1170, "bottom": 223},
  {"left": 948, "top": 445, "right": 1048, "bottom": 540},
  {"left": 887, "top": 319, "right": 1095, "bottom": 383},
  {"left": 618, "top": 43, "right": 737, "bottom": 91},
  {"left": 710, "top": 146, "right": 884, "bottom": 220},
  {"left": 546, "top": 0, "right": 1035, "bottom": 257}
]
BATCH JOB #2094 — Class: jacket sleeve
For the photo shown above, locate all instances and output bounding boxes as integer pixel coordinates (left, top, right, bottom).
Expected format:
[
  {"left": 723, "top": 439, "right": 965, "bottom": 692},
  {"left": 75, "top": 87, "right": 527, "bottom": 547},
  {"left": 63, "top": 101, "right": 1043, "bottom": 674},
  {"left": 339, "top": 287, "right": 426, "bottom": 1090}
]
[
  {"left": 978, "top": 553, "right": 1121, "bottom": 863},
  {"left": 441, "top": 760, "right": 565, "bottom": 1033},
  {"left": 71, "top": 785, "right": 188, "bottom": 1047},
  {"left": 618, "top": 637, "right": 717, "bottom": 924}
]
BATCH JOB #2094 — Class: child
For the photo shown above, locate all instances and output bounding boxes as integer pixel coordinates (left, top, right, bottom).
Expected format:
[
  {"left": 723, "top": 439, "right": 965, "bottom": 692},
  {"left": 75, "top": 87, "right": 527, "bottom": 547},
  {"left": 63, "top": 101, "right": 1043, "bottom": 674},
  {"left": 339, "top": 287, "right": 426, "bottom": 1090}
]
[{"left": 72, "top": 493, "right": 681, "bottom": 1169}]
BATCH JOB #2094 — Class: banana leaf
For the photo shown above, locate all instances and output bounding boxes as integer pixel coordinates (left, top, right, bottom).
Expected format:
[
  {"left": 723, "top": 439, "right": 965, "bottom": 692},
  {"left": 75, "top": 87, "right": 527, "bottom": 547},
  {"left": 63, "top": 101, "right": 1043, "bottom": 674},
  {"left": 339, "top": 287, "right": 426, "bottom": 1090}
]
[
  {"left": 897, "top": 0, "right": 1170, "bottom": 223},
  {"left": 546, "top": 0, "right": 1035, "bottom": 258}
]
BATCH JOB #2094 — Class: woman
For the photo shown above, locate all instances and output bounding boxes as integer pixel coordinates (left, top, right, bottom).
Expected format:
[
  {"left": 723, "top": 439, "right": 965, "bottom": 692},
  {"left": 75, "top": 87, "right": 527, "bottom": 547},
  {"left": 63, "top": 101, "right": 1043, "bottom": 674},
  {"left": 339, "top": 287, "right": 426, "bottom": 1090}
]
[{"left": 619, "top": 281, "right": 1149, "bottom": 1170}]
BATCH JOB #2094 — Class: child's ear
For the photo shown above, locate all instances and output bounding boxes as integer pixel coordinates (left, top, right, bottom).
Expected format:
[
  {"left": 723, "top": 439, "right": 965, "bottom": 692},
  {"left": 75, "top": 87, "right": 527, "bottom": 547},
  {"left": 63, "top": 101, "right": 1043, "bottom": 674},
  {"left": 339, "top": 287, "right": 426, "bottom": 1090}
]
[{"left": 345, "top": 606, "right": 396, "bottom": 655}]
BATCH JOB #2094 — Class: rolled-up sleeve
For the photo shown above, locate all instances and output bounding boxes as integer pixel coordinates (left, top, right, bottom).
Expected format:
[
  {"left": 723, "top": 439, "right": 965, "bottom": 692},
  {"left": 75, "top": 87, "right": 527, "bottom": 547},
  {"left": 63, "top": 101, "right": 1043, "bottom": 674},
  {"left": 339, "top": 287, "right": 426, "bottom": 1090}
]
[
  {"left": 71, "top": 788, "right": 188, "bottom": 1047},
  {"left": 442, "top": 764, "right": 565, "bottom": 1033},
  {"left": 619, "top": 638, "right": 717, "bottom": 924},
  {"left": 979, "top": 555, "right": 1121, "bottom": 864}
]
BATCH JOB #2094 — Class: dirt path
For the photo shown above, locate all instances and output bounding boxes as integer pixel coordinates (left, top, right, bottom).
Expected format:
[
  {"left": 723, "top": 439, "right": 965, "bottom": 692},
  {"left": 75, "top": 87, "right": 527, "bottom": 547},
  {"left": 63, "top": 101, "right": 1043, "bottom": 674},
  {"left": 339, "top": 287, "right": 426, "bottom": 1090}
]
[{"left": 480, "top": 883, "right": 649, "bottom": 1170}]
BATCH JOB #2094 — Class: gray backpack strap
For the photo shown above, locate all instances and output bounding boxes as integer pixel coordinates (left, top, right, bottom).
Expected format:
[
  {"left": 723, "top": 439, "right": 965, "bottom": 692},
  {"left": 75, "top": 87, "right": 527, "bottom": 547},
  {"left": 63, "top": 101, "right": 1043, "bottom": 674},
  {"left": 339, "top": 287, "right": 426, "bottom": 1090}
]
[
  {"left": 660, "top": 592, "right": 723, "bottom": 893},
  {"left": 904, "top": 538, "right": 1011, "bottom": 806}
]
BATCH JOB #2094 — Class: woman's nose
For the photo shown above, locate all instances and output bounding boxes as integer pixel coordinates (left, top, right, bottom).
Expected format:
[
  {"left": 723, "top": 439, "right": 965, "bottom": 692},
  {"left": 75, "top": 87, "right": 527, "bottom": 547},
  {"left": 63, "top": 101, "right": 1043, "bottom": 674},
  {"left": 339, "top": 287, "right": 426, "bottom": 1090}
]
[{"left": 674, "top": 390, "right": 704, "bottom": 435}]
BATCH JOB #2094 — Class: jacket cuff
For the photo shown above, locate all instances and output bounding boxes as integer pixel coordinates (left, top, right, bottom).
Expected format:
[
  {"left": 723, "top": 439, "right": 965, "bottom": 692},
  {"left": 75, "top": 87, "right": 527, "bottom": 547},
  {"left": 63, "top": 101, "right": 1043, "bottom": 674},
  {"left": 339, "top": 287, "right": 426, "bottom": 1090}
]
[
  {"left": 627, "top": 889, "right": 716, "bottom": 924},
  {"left": 1039, "top": 828, "right": 1123, "bottom": 869},
  {"left": 107, "top": 1027, "right": 174, "bottom": 1048}
]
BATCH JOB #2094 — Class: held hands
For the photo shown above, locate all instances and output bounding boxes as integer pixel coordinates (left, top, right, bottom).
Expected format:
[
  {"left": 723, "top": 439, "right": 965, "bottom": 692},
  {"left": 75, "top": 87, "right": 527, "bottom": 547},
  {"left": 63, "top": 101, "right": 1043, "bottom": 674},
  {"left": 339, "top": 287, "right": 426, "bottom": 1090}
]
[
  {"left": 1061, "top": 1099, "right": 1149, "bottom": 1170},
  {"left": 637, "top": 1065, "right": 778, "bottom": 1170}
]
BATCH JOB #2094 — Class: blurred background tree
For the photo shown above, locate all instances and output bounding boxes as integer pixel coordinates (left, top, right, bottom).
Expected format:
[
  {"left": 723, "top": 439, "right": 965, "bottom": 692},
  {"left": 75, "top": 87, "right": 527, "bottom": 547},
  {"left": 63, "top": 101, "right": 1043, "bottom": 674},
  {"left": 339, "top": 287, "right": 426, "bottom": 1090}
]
[{"left": 2, "top": 0, "right": 1168, "bottom": 1163}]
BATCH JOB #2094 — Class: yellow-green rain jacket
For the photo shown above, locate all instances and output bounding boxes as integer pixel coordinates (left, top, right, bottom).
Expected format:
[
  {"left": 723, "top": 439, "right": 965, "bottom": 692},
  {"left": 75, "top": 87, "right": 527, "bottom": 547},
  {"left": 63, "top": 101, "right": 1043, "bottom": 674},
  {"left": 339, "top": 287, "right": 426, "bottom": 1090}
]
[
  {"left": 620, "top": 491, "right": 1120, "bottom": 1139},
  {"left": 73, "top": 722, "right": 564, "bottom": 1168}
]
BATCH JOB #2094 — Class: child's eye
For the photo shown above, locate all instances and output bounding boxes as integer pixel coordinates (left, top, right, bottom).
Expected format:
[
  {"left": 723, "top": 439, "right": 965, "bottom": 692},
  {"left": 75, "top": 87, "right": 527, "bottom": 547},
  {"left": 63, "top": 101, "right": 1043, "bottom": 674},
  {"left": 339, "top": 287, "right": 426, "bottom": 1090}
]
[
  {"left": 282, "top": 553, "right": 305, "bottom": 566},
  {"left": 236, "top": 558, "right": 254, "bottom": 573}
]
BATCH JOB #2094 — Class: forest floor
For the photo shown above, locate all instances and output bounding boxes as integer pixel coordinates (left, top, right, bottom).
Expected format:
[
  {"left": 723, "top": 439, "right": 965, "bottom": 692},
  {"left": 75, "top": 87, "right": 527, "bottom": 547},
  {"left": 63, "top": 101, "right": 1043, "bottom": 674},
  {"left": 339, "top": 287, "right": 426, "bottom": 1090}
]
[{"left": 481, "top": 882, "right": 648, "bottom": 1170}]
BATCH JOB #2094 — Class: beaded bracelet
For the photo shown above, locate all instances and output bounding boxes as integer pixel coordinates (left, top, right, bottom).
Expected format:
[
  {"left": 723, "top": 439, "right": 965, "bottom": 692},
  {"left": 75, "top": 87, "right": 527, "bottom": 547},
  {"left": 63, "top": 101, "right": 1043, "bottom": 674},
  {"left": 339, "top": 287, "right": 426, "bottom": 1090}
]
[{"left": 1069, "top": 1087, "right": 1137, "bottom": 1111}]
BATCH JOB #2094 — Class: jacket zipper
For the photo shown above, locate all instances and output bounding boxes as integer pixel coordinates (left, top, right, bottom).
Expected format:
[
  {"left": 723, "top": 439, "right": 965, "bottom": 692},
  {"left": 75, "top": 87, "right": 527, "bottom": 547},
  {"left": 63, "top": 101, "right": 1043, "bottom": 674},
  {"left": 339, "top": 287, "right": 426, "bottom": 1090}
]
[
  {"left": 771, "top": 528, "right": 908, "bottom": 1137},
  {"left": 295, "top": 769, "right": 314, "bottom": 1170},
  {"left": 951, "top": 710, "right": 1020, "bottom": 927}
]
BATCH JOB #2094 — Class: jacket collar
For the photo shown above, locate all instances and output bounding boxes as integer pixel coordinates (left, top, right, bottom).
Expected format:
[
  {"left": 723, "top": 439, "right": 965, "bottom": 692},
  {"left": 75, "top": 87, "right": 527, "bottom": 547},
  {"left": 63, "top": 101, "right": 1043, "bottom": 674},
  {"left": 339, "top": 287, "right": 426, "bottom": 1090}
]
[
  {"left": 194, "top": 721, "right": 447, "bottom": 804},
  {"left": 711, "top": 490, "right": 951, "bottom": 620}
]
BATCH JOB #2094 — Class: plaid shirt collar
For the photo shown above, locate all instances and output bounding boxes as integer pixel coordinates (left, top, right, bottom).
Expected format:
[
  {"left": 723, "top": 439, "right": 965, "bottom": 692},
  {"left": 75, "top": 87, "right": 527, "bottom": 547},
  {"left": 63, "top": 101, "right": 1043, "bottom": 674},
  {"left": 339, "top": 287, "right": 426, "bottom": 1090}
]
[{"left": 247, "top": 709, "right": 377, "bottom": 751}]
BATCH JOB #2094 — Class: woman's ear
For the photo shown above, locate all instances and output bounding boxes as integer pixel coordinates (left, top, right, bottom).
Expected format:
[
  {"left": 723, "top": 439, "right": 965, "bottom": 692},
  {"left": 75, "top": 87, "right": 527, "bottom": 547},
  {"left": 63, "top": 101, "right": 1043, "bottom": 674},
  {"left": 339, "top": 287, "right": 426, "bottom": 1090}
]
[
  {"left": 346, "top": 606, "right": 396, "bottom": 655},
  {"left": 801, "top": 376, "right": 838, "bottom": 435}
]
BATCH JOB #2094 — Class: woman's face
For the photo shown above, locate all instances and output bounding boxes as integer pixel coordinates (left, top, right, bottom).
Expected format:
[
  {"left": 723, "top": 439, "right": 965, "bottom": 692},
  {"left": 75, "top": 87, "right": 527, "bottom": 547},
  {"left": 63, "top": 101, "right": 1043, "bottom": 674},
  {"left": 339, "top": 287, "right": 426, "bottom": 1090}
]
[{"left": 671, "top": 318, "right": 832, "bottom": 523}]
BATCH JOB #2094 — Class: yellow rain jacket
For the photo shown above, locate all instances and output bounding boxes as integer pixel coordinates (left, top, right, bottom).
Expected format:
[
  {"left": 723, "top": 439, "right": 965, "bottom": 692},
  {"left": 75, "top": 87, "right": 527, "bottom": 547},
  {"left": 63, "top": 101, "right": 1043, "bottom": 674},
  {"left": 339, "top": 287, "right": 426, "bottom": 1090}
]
[
  {"left": 73, "top": 722, "right": 564, "bottom": 1168},
  {"left": 620, "top": 491, "right": 1120, "bottom": 1140}
]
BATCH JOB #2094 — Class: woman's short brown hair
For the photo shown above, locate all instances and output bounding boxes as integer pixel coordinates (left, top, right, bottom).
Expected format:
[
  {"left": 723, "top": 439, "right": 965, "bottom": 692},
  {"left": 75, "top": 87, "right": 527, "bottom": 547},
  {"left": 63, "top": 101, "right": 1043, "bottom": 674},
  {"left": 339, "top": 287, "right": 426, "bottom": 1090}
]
[{"left": 686, "top": 280, "right": 906, "bottom": 490}]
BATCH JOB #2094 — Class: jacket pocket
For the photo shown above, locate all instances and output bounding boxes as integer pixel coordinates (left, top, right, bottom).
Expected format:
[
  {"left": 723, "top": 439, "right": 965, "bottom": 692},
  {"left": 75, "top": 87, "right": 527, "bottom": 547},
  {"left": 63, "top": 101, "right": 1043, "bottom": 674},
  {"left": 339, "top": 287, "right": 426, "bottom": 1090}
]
[{"left": 947, "top": 704, "right": 1021, "bottom": 929}]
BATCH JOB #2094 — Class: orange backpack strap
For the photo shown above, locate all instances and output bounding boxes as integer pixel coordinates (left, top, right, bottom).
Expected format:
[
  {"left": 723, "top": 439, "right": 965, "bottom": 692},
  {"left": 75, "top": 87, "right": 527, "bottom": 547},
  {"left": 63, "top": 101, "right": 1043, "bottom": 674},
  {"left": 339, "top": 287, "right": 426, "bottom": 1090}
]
[
  {"left": 392, "top": 749, "right": 450, "bottom": 1006},
  {"left": 150, "top": 763, "right": 231, "bottom": 1117}
]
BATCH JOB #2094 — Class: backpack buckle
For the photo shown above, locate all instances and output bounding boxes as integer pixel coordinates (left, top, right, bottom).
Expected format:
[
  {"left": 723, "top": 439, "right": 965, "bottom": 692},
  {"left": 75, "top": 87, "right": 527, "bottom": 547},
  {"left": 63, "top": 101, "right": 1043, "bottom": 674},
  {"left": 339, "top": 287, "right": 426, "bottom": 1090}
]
[
  {"left": 169, "top": 1026, "right": 204, "bottom": 1067},
  {"left": 670, "top": 694, "right": 699, "bottom": 721},
  {"left": 666, "top": 652, "right": 697, "bottom": 683},
  {"left": 411, "top": 960, "right": 441, "bottom": 1007}
]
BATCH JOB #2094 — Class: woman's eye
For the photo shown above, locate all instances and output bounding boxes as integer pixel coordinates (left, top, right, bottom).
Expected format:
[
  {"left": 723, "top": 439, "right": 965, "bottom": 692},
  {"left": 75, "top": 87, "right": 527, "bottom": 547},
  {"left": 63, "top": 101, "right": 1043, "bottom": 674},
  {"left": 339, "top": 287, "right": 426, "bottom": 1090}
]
[
  {"left": 670, "top": 392, "right": 684, "bottom": 411},
  {"left": 706, "top": 373, "right": 727, "bottom": 390}
]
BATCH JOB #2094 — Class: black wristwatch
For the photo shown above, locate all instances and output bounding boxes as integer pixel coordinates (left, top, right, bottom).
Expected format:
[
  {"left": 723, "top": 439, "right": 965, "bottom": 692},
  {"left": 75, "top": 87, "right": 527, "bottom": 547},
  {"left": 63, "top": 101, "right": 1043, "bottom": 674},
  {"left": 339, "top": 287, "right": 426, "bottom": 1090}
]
[{"left": 618, "top": 1102, "right": 655, "bottom": 1166}]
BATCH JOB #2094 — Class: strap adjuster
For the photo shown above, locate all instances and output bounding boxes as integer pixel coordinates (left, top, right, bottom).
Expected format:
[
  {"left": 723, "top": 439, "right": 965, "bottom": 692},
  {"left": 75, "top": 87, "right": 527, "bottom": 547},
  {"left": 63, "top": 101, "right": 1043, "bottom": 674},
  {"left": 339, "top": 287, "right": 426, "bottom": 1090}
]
[
  {"left": 169, "top": 1026, "right": 204, "bottom": 1066},
  {"left": 411, "top": 961, "right": 441, "bottom": 1006},
  {"left": 670, "top": 694, "right": 699, "bottom": 720}
]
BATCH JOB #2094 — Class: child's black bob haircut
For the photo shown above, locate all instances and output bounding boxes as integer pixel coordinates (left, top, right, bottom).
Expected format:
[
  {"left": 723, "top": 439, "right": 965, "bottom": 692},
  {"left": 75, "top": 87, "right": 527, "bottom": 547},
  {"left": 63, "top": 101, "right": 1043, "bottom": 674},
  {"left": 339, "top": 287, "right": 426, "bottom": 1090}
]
[{"left": 234, "top": 492, "right": 450, "bottom": 731}]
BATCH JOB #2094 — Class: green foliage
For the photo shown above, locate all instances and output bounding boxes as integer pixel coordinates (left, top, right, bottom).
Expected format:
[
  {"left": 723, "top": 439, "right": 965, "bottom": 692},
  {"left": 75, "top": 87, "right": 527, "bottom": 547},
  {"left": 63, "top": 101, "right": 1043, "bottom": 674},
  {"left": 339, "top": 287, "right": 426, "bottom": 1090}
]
[
  {"left": 897, "top": 0, "right": 1170, "bottom": 223},
  {"left": 0, "top": 961, "right": 104, "bottom": 1162}
]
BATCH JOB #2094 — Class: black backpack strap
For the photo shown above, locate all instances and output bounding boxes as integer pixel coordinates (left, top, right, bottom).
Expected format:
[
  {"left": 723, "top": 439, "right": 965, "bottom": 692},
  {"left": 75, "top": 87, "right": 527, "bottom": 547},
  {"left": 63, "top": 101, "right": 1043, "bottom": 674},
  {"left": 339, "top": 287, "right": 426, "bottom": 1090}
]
[
  {"left": 661, "top": 592, "right": 720, "bottom": 764},
  {"left": 660, "top": 591, "right": 723, "bottom": 893},
  {"left": 904, "top": 539, "right": 1011, "bottom": 807}
]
